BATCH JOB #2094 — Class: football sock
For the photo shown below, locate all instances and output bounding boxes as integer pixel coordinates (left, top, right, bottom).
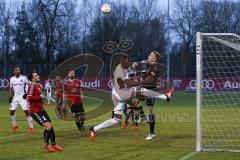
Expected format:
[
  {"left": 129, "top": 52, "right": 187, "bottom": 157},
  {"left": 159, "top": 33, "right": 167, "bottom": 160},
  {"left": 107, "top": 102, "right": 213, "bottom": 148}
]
[
  {"left": 141, "top": 88, "right": 167, "bottom": 100},
  {"left": 26, "top": 116, "right": 33, "bottom": 128},
  {"left": 44, "top": 130, "right": 49, "bottom": 144},
  {"left": 62, "top": 108, "right": 67, "bottom": 116},
  {"left": 11, "top": 115, "right": 17, "bottom": 126},
  {"left": 94, "top": 118, "right": 120, "bottom": 132},
  {"left": 57, "top": 107, "right": 62, "bottom": 117},
  {"left": 80, "top": 121, "right": 85, "bottom": 131},
  {"left": 75, "top": 121, "right": 82, "bottom": 131},
  {"left": 147, "top": 114, "right": 155, "bottom": 134},
  {"left": 139, "top": 106, "right": 144, "bottom": 114},
  {"left": 48, "top": 128, "right": 56, "bottom": 146},
  {"left": 130, "top": 111, "right": 134, "bottom": 122},
  {"left": 149, "top": 122, "right": 155, "bottom": 134},
  {"left": 125, "top": 113, "right": 129, "bottom": 124}
]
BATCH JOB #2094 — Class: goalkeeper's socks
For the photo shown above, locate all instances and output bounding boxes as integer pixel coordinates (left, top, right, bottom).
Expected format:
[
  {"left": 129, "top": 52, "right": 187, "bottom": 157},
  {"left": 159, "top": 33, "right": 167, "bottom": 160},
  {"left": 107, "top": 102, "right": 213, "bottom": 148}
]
[
  {"left": 147, "top": 114, "right": 155, "bottom": 134},
  {"left": 49, "top": 128, "right": 56, "bottom": 146},
  {"left": 44, "top": 130, "right": 49, "bottom": 144},
  {"left": 149, "top": 122, "right": 155, "bottom": 134}
]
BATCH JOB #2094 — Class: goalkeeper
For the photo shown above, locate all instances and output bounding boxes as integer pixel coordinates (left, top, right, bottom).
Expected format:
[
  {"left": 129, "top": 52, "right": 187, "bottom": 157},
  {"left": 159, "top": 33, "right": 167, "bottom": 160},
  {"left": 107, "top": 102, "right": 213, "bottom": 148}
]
[{"left": 131, "top": 51, "right": 174, "bottom": 140}]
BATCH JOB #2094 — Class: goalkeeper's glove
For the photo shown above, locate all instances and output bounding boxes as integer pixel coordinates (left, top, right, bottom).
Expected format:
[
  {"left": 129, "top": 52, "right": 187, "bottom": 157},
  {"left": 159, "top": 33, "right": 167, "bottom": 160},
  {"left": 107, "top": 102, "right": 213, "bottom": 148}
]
[
  {"left": 9, "top": 97, "right": 13, "bottom": 103},
  {"left": 131, "top": 62, "right": 138, "bottom": 68}
]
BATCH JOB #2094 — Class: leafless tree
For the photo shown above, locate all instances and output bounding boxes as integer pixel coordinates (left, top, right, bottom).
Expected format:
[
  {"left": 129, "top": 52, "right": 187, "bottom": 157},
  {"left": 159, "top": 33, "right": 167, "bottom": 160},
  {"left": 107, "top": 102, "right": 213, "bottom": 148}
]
[{"left": 0, "top": 0, "right": 14, "bottom": 77}]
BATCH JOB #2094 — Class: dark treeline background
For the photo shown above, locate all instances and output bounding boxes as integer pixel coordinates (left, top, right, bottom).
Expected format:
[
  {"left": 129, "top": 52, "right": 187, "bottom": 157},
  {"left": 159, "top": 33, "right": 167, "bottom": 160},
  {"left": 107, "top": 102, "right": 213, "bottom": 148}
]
[{"left": 0, "top": 0, "right": 240, "bottom": 78}]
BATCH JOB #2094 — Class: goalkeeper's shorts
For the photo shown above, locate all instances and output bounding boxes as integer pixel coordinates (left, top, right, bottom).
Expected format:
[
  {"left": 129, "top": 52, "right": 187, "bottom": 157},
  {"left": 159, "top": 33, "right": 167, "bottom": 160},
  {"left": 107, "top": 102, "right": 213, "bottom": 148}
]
[{"left": 145, "top": 98, "right": 155, "bottom": 106}]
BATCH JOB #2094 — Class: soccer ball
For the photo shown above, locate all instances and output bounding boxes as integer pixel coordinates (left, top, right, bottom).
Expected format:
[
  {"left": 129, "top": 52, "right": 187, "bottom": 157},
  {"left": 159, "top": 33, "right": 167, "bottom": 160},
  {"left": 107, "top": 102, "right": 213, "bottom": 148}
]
[{"left": 101, "top": 4, "right": 112, "bottom": 14}]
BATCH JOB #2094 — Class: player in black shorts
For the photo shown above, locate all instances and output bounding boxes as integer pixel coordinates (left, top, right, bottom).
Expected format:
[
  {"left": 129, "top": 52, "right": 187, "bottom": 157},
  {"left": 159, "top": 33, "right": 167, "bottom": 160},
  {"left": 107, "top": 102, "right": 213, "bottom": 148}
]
[
  {"left": 63, "top": 70, "right": 85, "bottom": 137},
  {"left": 27, "top": 71, "right": 63, "bottom": 152},
  {"left": 132, "top": 51, "right": 174, "bottom": 140}
]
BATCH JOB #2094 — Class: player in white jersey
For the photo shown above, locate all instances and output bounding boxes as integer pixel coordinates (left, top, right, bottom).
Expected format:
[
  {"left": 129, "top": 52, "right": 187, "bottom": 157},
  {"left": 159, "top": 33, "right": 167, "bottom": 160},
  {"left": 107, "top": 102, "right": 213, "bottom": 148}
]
[
  {"left": 89, "top": 55, "right": 173, "bottom": 140},
  {"left": 44, "top": 80, "right": 52, "bottom": 105},
  {"left": 9, "top": 67, "right": 34, "bottom": 133},
  {"left": 89, "top": 55, "right": 130, "bottom": 140}
]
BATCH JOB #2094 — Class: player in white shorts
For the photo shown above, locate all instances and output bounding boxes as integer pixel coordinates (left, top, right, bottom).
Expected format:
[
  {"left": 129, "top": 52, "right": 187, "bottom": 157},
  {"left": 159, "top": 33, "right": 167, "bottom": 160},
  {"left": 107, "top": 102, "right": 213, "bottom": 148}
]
[
  {"left": 89, "top": 55, "right": 173, "bottom": 140},
  {"left": 89, "top": 55, "right": 131, "bottom": 140},
  {"left": 9, "top": 67, "right": 34, "bottom": 133},
  {"left": 44, "top": 80, "right": 52, "bottom": 105}
]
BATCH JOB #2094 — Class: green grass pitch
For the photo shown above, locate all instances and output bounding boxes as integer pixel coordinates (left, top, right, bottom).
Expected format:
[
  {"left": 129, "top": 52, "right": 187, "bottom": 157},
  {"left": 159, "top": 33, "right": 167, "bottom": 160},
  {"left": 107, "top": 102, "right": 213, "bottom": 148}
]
[{"left": 0, "top": 90, "right": 239, "bottom": 160}]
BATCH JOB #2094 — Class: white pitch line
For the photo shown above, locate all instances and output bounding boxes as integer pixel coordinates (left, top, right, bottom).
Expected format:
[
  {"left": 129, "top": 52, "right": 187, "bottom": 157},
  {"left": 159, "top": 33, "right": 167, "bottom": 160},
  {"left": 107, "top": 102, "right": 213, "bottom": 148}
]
[{"left": 178, "top": 151, "right": 198, "bottom": 160}]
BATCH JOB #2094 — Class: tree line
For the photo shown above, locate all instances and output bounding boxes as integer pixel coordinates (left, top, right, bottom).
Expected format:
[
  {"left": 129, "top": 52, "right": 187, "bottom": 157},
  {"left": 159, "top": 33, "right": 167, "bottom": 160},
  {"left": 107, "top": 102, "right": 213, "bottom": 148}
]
[{"left": 0, "top": 0, "right": 239, "bottom": 77}]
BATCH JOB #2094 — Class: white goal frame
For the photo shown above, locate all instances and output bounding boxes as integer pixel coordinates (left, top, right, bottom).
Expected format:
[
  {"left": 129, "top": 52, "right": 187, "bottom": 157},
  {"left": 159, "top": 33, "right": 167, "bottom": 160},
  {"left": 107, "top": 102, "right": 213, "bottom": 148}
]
[{"left": 196, "top": 32, "right": 240, "bottom": 152}]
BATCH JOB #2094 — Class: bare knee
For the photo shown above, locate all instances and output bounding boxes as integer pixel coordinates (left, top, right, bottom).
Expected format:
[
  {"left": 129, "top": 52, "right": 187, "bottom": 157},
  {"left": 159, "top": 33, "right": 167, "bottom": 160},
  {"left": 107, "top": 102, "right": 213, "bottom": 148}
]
[
  {"left": 148, "top": 106, "right": 154, "bottom": 113},
  {"left": 43, "top": 122, "right": 52, "bottom": 131}
]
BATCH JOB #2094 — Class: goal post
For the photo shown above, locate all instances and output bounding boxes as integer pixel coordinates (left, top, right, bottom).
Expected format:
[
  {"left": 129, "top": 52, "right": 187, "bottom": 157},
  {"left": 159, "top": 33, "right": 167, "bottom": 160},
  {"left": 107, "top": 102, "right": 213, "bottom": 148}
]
[
  {"left": 196, "top": 32, "right": 240, "bottom": 152},
  {"left": 196, "top": 32, "right": 202, "bottom": 152}
]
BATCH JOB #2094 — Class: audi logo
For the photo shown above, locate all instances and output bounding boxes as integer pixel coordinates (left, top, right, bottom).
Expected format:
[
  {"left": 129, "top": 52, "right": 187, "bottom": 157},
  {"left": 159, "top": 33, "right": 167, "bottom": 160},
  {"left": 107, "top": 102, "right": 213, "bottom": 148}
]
[
  {"left": 0, "top": 79, "right": 9, "bottom": 88},
  {"left": 189, "top": 79, "right": 215, "bottom": 89}
]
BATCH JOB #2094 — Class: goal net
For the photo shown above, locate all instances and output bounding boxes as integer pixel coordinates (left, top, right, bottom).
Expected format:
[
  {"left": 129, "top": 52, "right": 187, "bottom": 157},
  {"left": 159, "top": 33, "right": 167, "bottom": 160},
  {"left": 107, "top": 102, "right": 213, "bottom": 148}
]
[{"left": 196, "top": 32, "right": 240, "bottom": 152}]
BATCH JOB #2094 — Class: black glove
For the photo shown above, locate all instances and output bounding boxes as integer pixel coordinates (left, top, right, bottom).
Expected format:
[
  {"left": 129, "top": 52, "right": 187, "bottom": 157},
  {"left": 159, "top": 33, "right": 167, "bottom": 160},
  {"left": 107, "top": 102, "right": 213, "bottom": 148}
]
[
  {"left": 9, "top": 97, "right": 13, "bottom": 103},
  {"left": 23, "top": 94, "right": 27, "bottom": 99}
]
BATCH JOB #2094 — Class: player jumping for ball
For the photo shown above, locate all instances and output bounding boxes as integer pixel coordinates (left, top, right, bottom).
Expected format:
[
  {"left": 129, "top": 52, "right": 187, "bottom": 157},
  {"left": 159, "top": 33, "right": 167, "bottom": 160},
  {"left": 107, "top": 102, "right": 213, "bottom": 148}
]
[
  {"left": 132, "top": 51, "right": 174, "bottom": 140},
  {"left": 122, "top": 69, "right": 145, "bottom": 129},
  {"left": 27, "top": 71, "right": 63, "bottom": 152},
  {"left": 9, "top": 66, "right": 34, "bottom": 133},
  {"left": 89, "top": 55, "right": 174, "bottom": 140}
]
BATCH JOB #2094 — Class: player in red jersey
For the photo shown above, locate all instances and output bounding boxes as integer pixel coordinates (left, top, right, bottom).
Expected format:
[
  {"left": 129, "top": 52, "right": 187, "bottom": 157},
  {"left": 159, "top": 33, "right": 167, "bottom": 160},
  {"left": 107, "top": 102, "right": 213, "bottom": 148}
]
[
  {"left": 53, "top": 76, "right": 66, "bottom": 119},
  {"left": 27, "top": 71, "right": 63, "bottom": 152},
  {"left": 63, "top": 69, "right": 85, "bottom": 137}
]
